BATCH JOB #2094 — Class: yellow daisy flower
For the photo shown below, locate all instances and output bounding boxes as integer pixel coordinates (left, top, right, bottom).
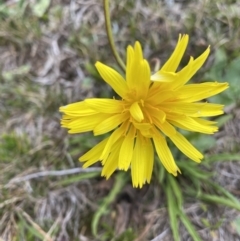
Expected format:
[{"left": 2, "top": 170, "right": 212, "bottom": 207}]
[{"left": 60, "top": 34, "right": 228, "bottom": 188}]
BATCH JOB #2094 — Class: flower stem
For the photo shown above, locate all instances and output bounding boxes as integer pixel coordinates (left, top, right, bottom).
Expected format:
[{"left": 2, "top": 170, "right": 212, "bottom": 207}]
[
  {"left": 92, "top": 172, "right": 127, "bottom": 236},
  {"left": 103, "top": 0, "right": 126, "bottom": 71}
]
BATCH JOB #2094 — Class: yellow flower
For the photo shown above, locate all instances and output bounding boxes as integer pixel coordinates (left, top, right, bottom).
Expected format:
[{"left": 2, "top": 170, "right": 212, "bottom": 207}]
[{"left": 60, "top": 34, "right": 228, "bottom": 188}]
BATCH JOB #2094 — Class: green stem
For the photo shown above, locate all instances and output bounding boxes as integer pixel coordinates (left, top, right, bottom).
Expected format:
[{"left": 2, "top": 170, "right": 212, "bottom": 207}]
[
  {"left": 165, "top": 185, "right": 180, "bottom": 241},
  {"left": 198, "top": 194, "right": 240, "bottom": 211},
  {"left": 167, "top": 174, "right": 183, "bottom": 210},
  {"left": 179, "top": 212, "right": 202, "bottom": 241},
  {"left": 103, "top": 0, "right": 126, "bottom": 71},
  {"left": 92, "top": 172, "right": 127, "bottom": 236},
  {"left": 205, "top": 180, "right": 240, "bottom": 205}
]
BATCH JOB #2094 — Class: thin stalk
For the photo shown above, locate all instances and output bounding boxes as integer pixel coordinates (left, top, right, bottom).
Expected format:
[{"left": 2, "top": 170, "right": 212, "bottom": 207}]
[
  {"left": 179, "top": 212, "right": 202, "bottom": 241},
  {"left": 205, "top": 180, "right": 240, "bottom": 205},
  {"left": 199, "top": 194, "right": 240, "bottom": 211},
  {"left": 92, "top": 172, "right": 127, "bottom": 236},
  {"left": 165, "top": 185, "right": 180, "bottom": 241},
  {"left": 103, "top": 0, "right": 126, "bottom": 71}
]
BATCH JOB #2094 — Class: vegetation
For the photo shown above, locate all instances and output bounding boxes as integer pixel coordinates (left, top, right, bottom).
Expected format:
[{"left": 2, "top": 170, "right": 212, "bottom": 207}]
[{"left": 0, "top": 0, "right": 240, "bottom": 240}]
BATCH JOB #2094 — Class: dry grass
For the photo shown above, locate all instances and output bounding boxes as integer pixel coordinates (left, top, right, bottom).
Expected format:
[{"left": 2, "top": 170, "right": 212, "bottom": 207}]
[{"left": 0, "top": 0, "right": 240, "bottom": 240}]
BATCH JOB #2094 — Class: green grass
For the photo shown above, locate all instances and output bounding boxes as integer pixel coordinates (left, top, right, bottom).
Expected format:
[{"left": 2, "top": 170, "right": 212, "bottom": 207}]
[{"left": 1, "top": 0, "right": 240, "bottom": 240}]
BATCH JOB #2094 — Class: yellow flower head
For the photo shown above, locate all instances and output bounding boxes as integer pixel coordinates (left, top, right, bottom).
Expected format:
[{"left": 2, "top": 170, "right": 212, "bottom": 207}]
[{"left": 60, "top": 34, "right": 228, "bottom": 188}]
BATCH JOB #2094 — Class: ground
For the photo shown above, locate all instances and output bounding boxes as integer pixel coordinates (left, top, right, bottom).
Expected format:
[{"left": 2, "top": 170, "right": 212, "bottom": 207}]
[{"left": 0, "top": 0, "right": 240, "bottom": 240}]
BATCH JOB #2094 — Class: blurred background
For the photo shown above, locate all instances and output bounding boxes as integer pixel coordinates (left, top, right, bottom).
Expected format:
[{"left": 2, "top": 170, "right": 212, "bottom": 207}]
[{"left": 0, "top": 0, "right": 240, "bottom": 240}]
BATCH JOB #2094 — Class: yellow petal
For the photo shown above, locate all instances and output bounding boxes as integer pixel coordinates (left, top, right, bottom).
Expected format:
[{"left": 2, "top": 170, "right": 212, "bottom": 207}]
[
  {"left": 131, "top": 134, "right": 147, "bottom": 188},
  {"left": 168, "top": 115, "right": 218, "bottom": 134},
  {"left": 190, "top": 46, "right": 210, "bottom": 78},
  {"left": 160, "top": 34, "right": 189, "bottom": 72},
  {"left": 147, "top": 107, "right": 166, "bottom": 123},
  {"left": 93, "top": 112, "right": 128, "bottom": 136},
  {"left": 95, "top": 61, "right": 128, "bottom": 98},
  {"left": 134, "top": 41, "right": 144, "bottom": 59},
  {"left": 118, "top": 125, "right": 136, "bottom": 170},
  {"left": 150, "top": 70, "right": 178, "bottom": 82},
  {"left": 152, "top": 130, "right": 178, "bottom": 175},
  {"left": 64, "top": 113, "right": 110, "bottom": 134},
  {"left": 126, "top": 42, "right": 151, "bottom": 99},
  {"left": 59, "top": 101, "right": 98, "bottom": 116},
  {"left": 176, "top": 82, "right": 229, "bottom": 102},
  {"left": 147, "top": 88, "right": 175, "bottom": 104},
  {"left": 167, "top": 112, "right": 217, "bottom": 126},
  {"left": 132, "top": 119, "right": 153, "bottom": 137},
  {"left": 192, "top": 117, "right": 217, "bottom": 126},
  {"left": 153, "top": 119, "right": 176, "bottom": 137},
  {"left": 82, "top": 158, "right": 100, "bottom": 168},
  {"left": 101, "top": 139, "right": 122, "bottom": 179},
  {"left": 160, "top": 102, "right": 224, "bottom": 117},
  {"left": 170, "top": 131, "right": 203, "bottom": 162},
  {"left": 132, "top": 122, "right": 152, "bottom": 131},
  {"left": 130, "top": 102, "right": 144, "bottom": 122},
  {"left": 85, "top": 98, "right": 124, "bottom": 113},
  {"left": 139, "top": 59, "right": 151, "bottom": 98},
  {"left": 126, "top": 45, "right": 134, "bottom": 81},
  {"left": 80, "top": 137, "right": 109, "bottom": 162},
  {"left": 144, "top": 137, "right": 154, "bottom": 183},
  {"left": 170, "top": 56, "right": 194, "bottom": 90},
  {"left": 60, "top": 115, "right": 72, "bottom": 127},
  {"left": 174, "top": 46, "right": 210, "bottom": 89},
  {"left": 100, "top": 122, "right": 127, "bottom": 160}
]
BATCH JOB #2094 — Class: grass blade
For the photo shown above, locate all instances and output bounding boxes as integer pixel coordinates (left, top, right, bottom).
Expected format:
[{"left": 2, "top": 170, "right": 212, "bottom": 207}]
[
  {"left": 179, "top": 212, "right": 202, "bottom": 241},
  {"left": 92, "top": 172, "right": 127, "bottom": 236},
  {"left": 165, "top": 184, "right": 180, "bottom": 241}
]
